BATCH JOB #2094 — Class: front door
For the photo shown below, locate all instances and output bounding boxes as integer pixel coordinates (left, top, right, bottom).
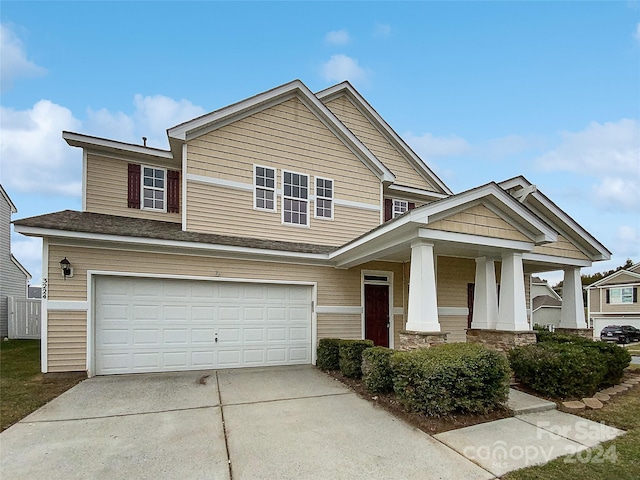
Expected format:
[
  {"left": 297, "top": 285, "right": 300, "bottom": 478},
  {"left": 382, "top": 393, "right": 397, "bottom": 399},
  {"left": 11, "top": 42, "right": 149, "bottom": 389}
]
[{"left": 365, "top": 284, "right": 390, "bottom": 347}]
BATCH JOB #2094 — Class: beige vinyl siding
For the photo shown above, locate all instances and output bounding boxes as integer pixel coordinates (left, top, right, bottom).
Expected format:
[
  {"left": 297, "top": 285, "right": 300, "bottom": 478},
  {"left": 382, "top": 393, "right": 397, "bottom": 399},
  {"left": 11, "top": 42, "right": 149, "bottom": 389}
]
[
  {"left": 48, "top": 311, "right": 87, "bottom": 372},
  {"left": 436, "top": 257, "right": 476, "bottom": 308},
  {"left": 601, "top": 286, "right": 639, "bottom": 314},
  {"left": 429, "top": 204, "right": 530, "bottom": 242},
  {"left": 324, "top": 96, "right": 437, "bottom": 192},
  {"left": 85, "top": 154, "right": 181, "bottom": 223},
  {"left": 185, "top": 97, "right": 381, "bottom": 243},
  {"left": 533, "top": 235, "right": 590, "bottom": 261},
  {"left": 590, "top": 289, "right": 602, "bottom": 312},
  {"left": 186, "top": 182, "right": 379, "bottom": 246},
  {"left": 46, "top": 243, "right": 404, "bottom": 371},
  {"left": 440, "top": 317, "right": 468, "bottom": 343},
  {"left": 598, "top": 273, "right": 639, "bottom": 286}
]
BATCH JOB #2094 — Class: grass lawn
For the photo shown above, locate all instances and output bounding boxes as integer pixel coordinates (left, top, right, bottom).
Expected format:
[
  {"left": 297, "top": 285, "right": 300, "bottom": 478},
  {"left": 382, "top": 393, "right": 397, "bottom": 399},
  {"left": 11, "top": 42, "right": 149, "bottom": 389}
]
[
  {"left": 504, "top": 367, "right": 640, "bottom": 480},
  {"left": 0, "top": 339, "right": 82, "bottom": 431},
  {"left": 625, "top": 343, "right": 640, "bottom": 355}
]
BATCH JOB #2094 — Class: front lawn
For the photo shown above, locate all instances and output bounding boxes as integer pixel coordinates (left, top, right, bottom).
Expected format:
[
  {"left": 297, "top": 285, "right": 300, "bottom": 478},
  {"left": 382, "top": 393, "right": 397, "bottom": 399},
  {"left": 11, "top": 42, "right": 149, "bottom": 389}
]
[
  {"left": 504, "top": 375, "right": 640, "bottom": 480},
  {"left": 0, "top": 339, "right": 82, "bottom": 431}
]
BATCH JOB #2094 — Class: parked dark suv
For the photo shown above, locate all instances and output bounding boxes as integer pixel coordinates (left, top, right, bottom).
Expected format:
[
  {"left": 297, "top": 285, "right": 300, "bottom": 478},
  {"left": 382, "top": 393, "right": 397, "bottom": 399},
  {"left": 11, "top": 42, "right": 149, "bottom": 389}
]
[{"left": 600, "top": 325, "right": 640, "bottom": 344}]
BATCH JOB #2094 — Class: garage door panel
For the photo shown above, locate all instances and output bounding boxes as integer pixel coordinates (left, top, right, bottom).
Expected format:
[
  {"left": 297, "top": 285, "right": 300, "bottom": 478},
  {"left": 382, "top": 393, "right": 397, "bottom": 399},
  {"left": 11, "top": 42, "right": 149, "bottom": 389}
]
[{"left": 95, "top": 277, "right": 312, "bottom": 374}]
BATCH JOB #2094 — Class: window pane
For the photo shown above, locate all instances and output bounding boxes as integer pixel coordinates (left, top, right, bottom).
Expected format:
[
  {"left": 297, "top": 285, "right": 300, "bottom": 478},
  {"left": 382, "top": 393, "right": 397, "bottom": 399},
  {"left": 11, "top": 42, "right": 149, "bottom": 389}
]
[{"left": 144, "top": 178, "right": 153, "bottom": 187}]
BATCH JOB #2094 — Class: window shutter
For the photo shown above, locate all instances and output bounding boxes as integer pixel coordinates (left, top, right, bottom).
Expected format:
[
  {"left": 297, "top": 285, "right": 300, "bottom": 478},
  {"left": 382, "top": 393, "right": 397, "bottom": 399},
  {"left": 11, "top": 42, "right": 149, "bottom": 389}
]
[
  {"left": 605, "top": 289, "right": 610, "bottom": 304},
  {"left": 167, "top": 170, "right": 180, "bottom": 213},
  {"left": 128, "top": 163, "right": 141, "bottom": 209},
  {"left": 634, "top": 287, "right": 638, "bottom": 303},
  {"left": 408, "top": 202, "right": 416, "bottom": 210},
  {"left": 384, "top": 198, "right": 392, "bottom": 222}
]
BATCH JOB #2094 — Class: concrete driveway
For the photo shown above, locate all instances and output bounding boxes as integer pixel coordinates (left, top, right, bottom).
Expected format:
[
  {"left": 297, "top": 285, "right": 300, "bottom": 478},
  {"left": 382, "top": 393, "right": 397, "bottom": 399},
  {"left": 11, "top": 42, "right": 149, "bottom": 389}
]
[{"left": 0, "top": 366, "right": 493, "bottom": 480}]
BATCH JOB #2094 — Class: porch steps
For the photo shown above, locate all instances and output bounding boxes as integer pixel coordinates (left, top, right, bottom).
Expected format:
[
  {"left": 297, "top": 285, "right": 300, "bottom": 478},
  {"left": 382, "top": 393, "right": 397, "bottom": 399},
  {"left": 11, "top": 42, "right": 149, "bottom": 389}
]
[{"left": 508, "top": 388, "right": 556, "bottom": 414}]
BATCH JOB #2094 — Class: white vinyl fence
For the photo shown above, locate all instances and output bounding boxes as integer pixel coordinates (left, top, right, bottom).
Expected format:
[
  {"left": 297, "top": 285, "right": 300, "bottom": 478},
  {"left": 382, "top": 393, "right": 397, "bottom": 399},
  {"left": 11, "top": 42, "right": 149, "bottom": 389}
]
[{"left": 8, "top": 297, "right": 41, "bottom": 339}]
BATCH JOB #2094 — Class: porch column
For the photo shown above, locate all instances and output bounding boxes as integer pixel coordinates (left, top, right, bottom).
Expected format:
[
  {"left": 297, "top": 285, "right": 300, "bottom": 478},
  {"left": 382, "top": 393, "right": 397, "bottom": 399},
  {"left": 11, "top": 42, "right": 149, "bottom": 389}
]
[
  {"left": 560, "top": 267, "right": 587, "bottom": 328},
  {"left": 471, "top": 257, "right": 498, "bottom": 329},
  {"left": 495, "top": 252, "right": 530, "bottom": 331},
  {"left": 406, "top": 240, "right": 440, "bottom": 332}
]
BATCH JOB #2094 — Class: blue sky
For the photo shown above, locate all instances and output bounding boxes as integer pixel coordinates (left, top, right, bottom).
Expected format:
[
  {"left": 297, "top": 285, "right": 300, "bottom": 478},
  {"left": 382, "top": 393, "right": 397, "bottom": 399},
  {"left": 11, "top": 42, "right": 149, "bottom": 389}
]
[{"left": 1, "top": 1, "right": 639, "bottom": 286}]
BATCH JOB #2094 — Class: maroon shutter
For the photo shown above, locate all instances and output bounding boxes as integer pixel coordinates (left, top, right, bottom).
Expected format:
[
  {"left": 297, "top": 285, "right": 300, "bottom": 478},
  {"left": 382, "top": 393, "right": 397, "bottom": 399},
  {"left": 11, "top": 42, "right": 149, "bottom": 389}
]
[
  {"left": 384, "top": 198, "right": 392, "bottom": 222},
  {"left": 605, "top": 290, "right": 610, "bottom": 304},
  {"left": 128, "top": 163, "right": 141, "bottom": 209},
  {"left": 408, "top": 202, "right": 416, "bottom": 210},
  {"left": 167, "top": 170, "right": 180, "bottom": 213}
]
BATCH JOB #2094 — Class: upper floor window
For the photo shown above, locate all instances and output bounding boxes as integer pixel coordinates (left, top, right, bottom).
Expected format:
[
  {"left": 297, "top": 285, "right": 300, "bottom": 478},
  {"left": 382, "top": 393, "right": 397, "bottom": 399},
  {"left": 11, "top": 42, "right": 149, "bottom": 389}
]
[
  {"left": 608, "top": 287, "right": 635, "bottom": 304},
  {"left": 142, "top": 166, "right": 166, "bottom": 211},
  {"left": 254, "top": 165, "right": 276, "bottom": 211},
  {"left": 315, "top": 177, "right": 333, "bottom": 220},
  {"left": 282, "top": 170, "right": 309, "bottom": 226},
  {"left": 393, "top": 199, "right": 408, "bottom": 218}
]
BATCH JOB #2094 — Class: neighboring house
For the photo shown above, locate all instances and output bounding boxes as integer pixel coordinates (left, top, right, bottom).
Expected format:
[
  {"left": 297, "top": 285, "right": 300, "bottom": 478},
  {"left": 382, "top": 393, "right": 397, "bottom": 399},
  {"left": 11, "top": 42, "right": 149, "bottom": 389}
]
[
  {"left": 586, "top": 262, "right": 640, "bottom": 338},
  {"left": 530, "top": 276, "right": 562, "bottom": 328},
  {"left": 28, "top": 286, "right": 42, "bottom": 299},
  {"left": 1, "top": 185, "right": 31, "bottom": 338},
  {"left": 14, "top": 80, "right": 611, "bottom": 376}
]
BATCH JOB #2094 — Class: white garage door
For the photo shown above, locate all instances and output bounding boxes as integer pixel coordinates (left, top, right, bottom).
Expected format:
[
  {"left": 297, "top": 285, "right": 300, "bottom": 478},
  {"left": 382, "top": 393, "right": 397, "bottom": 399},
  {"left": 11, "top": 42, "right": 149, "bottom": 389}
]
[{"left": 95, "top": 276, "right": 312, "bottom": 375}]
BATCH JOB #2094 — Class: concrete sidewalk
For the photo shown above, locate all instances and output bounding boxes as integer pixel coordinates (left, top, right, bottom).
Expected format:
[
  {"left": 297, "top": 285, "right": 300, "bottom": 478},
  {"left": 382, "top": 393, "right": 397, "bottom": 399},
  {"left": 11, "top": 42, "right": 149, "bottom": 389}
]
[{"left": 0, "top": 367, "right": 626, "bottom": 479}]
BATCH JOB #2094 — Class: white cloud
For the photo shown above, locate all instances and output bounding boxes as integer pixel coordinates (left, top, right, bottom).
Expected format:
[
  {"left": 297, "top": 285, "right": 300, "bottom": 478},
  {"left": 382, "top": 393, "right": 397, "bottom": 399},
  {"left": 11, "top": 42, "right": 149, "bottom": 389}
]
[
  {"left": 321, "top": 54, "right": 369, "bottom": 84},
  {"left": 0, "top": 23, "right": 46, "bottom": 91},
  {"left": 403, "top": 132, "right": 471, "bottom": 158},
  {"left": 1, "top": 95, "right": 205, "bottom": 195},
  {"left": 373, "top": 23, "right": 392, "bottom": 38},
  {"left": 325, "top": 29, "right": 350, "bottom": 46},
  {"left": 535, "top": 119, "right": 640, "bottom": 212},
  {"left": 0, "top": 100, "right": 82, "bottom": 196},
  {"left": 615, "top": 225, "right": 640, "bottom": 259},
  {"left": 11, "top": 236, "right": 42, "bottom": 285},
  {"left": 634, "top": 23, "right": 640, "bottom": 43}
]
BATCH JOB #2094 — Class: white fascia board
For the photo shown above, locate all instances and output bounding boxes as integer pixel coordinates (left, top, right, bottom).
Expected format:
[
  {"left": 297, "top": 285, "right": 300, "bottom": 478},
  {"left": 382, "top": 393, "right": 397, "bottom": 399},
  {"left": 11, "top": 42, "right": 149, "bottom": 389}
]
[
  {"left": 387, "top": 184, "right": 449, "bottom": 200},
  {"left": 63, "top": 131, "right": 173, "bottom": 160},
  {"left": 316, "top": 83, "right": 452, "bottom": 195},
  {"left": 13, "top": 225, "right": 332, "bottom": 263},
  {"left": 330, "top": 215, "right": 413, "bottom": 259},
  {"left": 11, "top": 254, "right": 32, "bottom": 279},
  {"left": 522, "top": 252, "right": 592, "bottom": 268},
  {"left": 587, "top": 269, "right": 640, "bottom": 288},
  {"left": 418, "top": 228, "right": 535, "bottom": 252}
]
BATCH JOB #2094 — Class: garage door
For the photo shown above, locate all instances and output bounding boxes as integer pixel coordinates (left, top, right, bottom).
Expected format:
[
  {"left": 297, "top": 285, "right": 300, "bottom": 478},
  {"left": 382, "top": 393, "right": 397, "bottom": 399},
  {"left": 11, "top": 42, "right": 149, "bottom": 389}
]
[{"left": 95, "top": 276, "right": 312, "bottom": 375}]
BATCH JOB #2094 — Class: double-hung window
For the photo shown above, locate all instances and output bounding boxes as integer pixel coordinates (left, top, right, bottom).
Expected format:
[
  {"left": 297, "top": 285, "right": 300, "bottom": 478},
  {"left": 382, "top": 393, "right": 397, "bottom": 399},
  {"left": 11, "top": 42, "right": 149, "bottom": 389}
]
[
  {"left": 142, "top": 166, "right": 166, "bottom": 211},
  {"left": 254, "top": 165, "right": 276, "bottom": 211},
  {"left": 392, "top": 199, "right": 408, "bottom": 218},
  {"left": 609, "top": 287, "right": 634, "bottom": 304},
  {"left": 282, "top": 171, "right": 309, "bottom": 226},
  {"left": 315, "top": 177, "right": 333, "bottom": 219}
]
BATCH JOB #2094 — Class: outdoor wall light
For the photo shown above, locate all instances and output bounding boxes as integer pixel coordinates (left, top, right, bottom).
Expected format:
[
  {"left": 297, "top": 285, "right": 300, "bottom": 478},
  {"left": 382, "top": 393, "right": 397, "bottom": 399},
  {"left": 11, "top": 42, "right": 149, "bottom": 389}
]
[{"left": 60, "top": 257, "right": 73, "bottom": 279}]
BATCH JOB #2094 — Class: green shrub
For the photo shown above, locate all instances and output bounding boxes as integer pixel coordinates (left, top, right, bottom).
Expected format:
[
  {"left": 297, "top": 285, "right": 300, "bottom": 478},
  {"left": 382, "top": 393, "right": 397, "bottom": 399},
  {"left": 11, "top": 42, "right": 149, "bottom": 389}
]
[
  {"left": 509, "top": 342, "right": 608, "bottom": 398},
  {"left": 339, "top": 339, "right": 374, "bottom": 378},
  {"left": 390, "top": 343, "right": 510, "bottom": 416},
  {"left": 362, "top": 347, "right": 395, "bottom": 393},
  {"left": 316, "top": 338, "right": 341, "bottom": 371}
]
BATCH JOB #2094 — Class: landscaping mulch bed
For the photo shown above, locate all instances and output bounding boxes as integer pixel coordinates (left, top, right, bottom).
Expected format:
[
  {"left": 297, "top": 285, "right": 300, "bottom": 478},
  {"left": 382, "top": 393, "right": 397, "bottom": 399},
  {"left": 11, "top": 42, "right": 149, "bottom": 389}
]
[{"left": 326, "top": 370, "right": 512, "bottom": 435}]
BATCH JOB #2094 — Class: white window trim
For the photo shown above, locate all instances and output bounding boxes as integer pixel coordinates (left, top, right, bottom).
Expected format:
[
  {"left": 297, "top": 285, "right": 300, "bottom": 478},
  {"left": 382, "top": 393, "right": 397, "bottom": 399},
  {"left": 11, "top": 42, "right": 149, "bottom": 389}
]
[
  {"left": 141, "top": 165, "right": 167, "bottom": 212},
  {"left": 392, "top": 199, "right": 408, "bottom": 218},
  {"left": 610, "top": 287, "right": 634, "bottom": 304},
  {"left": 314, "top": 176, "right": 334, "bottom": 220},
  {"left": 281, "top": 169, "right": 310, "bottom": 227},
  {"left": 253, "top": 164, "right": 277, "bottom": 213}
]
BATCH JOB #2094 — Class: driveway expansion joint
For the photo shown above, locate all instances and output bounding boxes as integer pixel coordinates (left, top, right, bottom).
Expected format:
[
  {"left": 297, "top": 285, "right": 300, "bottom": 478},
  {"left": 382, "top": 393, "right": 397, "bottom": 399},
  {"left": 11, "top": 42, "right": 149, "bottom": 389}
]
[
  {"left": 216, "top": 371, "right": 234, "bottom": 480},
  {"left": 220, "top": 391, "right": 354, "bottom": 407}
]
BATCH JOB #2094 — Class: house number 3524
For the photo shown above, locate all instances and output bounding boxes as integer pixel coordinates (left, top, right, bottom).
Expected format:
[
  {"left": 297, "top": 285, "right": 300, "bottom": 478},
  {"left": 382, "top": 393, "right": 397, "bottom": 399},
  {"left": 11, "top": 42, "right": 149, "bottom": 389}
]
[{"left": 42, "top": 278, "right": 47, "bottom": 299}]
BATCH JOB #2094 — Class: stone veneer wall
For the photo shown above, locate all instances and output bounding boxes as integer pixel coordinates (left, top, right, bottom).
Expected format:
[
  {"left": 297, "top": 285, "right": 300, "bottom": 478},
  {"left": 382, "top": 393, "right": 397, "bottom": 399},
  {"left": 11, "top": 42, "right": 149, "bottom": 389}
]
[
  {"left": 554, "top": 328, "right": 593, "bottom": 339},
  {"left": 466, "top": 329, "right": 537, "bottom": 353},
  {"left": 398, "top": 331, "right": 448, "bottom": 351}
]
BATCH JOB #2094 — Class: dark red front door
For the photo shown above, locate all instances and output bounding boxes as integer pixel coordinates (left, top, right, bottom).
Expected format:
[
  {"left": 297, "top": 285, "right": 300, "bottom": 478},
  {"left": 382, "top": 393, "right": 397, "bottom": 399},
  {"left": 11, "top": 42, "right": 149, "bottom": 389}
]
[{"left": 365, "top": 284, "right": 389, "bottom": 347}]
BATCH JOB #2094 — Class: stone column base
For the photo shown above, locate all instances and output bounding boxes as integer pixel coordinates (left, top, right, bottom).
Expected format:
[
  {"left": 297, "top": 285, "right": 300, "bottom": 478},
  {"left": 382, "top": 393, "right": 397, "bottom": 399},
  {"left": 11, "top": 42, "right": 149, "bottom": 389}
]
[
  {"left": 398, "top": 331, "right": 448, "bottom": 351},
  {"left": 555, "top": 328, "right": 593, "bottom": 339},
  {"left": 466, "top": 329, "right": 537, "bottom": 353}
]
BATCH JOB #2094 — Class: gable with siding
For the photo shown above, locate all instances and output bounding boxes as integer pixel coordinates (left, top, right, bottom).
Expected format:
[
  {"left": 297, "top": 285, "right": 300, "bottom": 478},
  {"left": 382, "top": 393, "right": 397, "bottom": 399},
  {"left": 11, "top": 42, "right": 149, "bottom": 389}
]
[{"left": 533, "top": 234, "right": 590, "bottom": 261}]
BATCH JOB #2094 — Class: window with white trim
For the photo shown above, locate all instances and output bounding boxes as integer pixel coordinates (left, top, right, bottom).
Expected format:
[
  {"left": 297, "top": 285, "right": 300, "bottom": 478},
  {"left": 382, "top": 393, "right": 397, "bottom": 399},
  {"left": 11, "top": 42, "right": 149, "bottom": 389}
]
[
  {"left": 392, "top": 199, "right": 408, "bottom": 218},
  {"left": 610, "top": 287, "right": 634, "bottom": 304},
  {"left": 315, "top": 177, "right": 333, "bottom": 219},
  {"left": 142, "top": 166, "right": 166, "bottom": 210},
  {"left": 282, "top": 171, "right": 309, "bottom": 226},
  {"left": 254, "top": 165, "right": 276, "bottom": 211}
]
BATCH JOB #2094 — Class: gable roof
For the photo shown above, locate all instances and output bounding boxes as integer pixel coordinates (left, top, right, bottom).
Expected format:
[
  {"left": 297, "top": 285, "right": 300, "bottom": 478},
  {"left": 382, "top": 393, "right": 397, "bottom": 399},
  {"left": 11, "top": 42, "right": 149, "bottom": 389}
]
[
  {"left": 167, "top": 79, "right": 395, "bottom": 183},
  {"left": 63, "top": 131, "right": 174, "bottom": 162},
  {"left": 499, "top": 176, "right": 611, "bottom": 261},
  {"left": 316, "top": 82, "right": 452, "bottom": 196},
  {"left": 1, "top": 184, "right": 17, "bottom": 213},
  {"left": 532, "top": 295, "right": 562, "bottom": 310},
  {"left": 11, "top": 254, "right": 31, "bottom": 280},
  {"left": 586, "top": 267, "right": 640, "bottom": 288}
]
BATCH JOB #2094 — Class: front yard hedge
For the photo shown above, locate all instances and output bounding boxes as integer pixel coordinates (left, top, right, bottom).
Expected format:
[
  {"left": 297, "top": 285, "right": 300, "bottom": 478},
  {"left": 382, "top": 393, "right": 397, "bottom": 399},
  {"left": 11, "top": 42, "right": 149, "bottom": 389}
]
[
  {"left": 339, "top": 339, "right": 374, "bottom": 378},
  {"left": 361, "top": 346, "right": 394, "bottom": 393},
  {"left": 316, "top": 338, "right": 341, "bottom": 371},
  {"left": 390, "top": 343, "right": 510, "bottom": 416}
]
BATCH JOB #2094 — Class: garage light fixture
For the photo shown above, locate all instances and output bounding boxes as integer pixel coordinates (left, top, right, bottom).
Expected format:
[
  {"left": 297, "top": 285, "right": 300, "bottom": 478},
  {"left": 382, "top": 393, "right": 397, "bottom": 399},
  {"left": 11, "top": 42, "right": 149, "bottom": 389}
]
[{"left": 60, "top": 257, "right": 73, "bottom": 279}]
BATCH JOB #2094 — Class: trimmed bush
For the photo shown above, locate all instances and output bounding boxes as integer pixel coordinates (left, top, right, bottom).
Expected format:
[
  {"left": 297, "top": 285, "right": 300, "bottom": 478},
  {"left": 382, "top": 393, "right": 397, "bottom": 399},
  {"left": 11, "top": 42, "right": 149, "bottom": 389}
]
[
  {"left": 509, "top": 342, "right": 608, "bottom": 398},
  {"left": 391, "top": 343, "right": 510, "bottom": 416},
  {"left": 339, "top": 339, "right": 374, "bottom": 378},
  {"left": 316, "top": 338, "right": 341, "bottom": 371},
  {"left": 362, "top": 347, "right": 395, "bottom": 393}
]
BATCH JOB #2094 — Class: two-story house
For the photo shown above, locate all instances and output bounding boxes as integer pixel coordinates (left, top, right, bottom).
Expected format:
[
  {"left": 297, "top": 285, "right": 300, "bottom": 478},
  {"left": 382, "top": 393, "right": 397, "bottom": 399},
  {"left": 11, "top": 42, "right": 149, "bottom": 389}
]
[
  {"left": 14, "top": 80, "right": 610, "bottom": 376},
  {"left": 586, "top": 262, "right": 640, "bottom": 338}
]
